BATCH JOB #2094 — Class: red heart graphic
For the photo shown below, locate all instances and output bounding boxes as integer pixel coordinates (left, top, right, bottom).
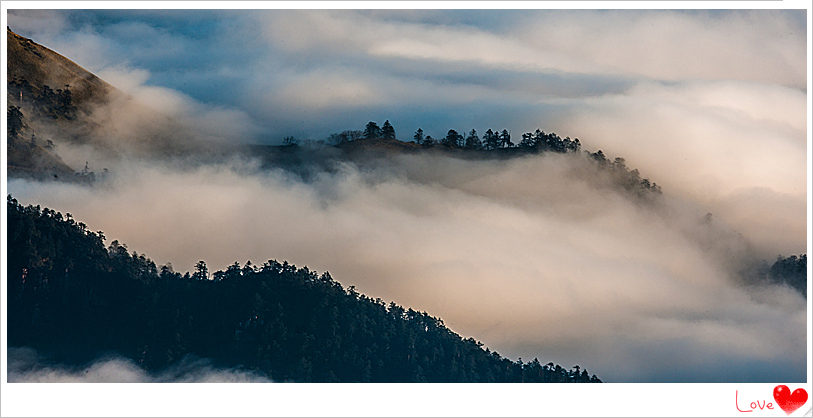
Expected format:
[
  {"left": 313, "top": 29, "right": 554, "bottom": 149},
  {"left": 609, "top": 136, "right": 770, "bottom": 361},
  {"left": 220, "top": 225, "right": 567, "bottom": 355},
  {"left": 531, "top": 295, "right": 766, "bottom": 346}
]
[{"left": 773, "top": 385, "right": 808, "bottom": 415}]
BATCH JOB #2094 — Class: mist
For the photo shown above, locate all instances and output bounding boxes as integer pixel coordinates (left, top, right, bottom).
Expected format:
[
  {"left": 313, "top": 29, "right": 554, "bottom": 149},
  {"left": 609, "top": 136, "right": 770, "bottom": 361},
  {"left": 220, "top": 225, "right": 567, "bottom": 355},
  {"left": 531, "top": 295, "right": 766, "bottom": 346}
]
[
  {"left": 549, "top": 80, "right": 807, "bottom": 259},
  {"left": 5, "top": 8, "right": 808, "bottom": 383},
  {"left": 8, "top": 9, "right": 805, "bottom": 258},
  {"left": 7, "top": 147, "right": 806, "bottom": 382},
  {"left": 8, "top": 347, "right": 271, "bottom": 383}
]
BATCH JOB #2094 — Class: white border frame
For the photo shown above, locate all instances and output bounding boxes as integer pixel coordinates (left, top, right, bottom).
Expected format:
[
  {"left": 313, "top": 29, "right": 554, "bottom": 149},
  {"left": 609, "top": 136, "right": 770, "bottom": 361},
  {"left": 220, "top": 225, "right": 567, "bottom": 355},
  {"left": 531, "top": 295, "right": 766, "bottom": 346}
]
[{"left": 2, "top": 2, "right": 810, "bottom": 417}]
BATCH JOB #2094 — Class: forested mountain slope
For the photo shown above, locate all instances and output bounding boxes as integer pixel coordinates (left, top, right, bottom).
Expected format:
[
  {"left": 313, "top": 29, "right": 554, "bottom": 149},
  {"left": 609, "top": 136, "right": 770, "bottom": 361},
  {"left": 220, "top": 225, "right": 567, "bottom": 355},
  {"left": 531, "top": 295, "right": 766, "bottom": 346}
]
[{"left": 7, "top": 195, "right": 602, "bottom": 383}]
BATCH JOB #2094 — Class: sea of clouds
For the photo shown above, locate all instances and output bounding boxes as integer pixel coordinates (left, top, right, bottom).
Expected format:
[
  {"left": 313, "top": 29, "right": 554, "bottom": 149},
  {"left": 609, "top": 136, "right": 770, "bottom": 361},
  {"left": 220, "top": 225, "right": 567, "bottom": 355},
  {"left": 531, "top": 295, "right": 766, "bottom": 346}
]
[{"left": 5, "top": 8, "right": 808, "bottom": 384}]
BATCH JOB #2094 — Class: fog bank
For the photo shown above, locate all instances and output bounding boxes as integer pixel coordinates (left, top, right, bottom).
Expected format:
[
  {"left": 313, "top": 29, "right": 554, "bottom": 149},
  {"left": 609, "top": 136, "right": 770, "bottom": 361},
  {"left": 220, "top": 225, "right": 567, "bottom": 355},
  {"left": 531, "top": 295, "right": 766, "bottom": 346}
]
[
  {"left": 8, "top": 151, "right": 806, "bottom": 382},
  {"left": 5, "top": 7, "right": 807, "bottom": 384}
]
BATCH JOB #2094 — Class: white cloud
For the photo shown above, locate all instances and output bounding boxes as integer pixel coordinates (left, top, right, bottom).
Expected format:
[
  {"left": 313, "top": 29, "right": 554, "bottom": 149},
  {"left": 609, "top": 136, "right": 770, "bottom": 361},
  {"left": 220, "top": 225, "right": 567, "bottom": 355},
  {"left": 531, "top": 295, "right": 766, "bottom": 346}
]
[
  {"left": 6, "top": 10, "right": 69, "bottom": 39},
  {"left": 512, "top": 10, "right": 806, "bottom": 88},
  {"left": 5, "top": 8, "right": 807, "bottom": 384},
  {"left": 8, "top": 347, "right": 271, "bottom": 383},
  {"left": 547, "top": 79, "right": 806, "bottom": 256},
  {"left": 256, "top": 10, "right": 806, "bottom": 88},
  {"left": 8, "top": 150, "right": 806, "bottom": 382},
  {"left": 81, "top": 65, "right": 262, "bottom": 148}
]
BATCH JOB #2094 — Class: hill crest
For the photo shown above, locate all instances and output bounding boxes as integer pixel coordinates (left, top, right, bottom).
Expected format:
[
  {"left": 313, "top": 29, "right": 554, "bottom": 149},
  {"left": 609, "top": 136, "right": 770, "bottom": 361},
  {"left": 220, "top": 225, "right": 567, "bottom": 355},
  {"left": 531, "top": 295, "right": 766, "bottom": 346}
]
[{"left": 7, "top": 26, "right": 116, "bottom": 107}]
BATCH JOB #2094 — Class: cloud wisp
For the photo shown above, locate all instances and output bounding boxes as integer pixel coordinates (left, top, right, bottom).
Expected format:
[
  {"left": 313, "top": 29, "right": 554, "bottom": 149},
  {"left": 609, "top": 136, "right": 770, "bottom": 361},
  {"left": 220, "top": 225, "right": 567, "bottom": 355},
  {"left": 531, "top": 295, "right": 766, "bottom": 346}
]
[{"left": 8, "top": 347, "right": 271, "bottom": 383}]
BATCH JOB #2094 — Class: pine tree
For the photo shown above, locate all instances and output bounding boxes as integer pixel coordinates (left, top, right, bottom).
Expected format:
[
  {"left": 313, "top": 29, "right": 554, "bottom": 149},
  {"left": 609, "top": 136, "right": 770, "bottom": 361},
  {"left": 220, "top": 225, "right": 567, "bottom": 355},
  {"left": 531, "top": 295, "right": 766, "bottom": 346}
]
[
  {"left": 499, "top": 129, "right": 512, "bottom": 148},
  {"left": 364, "top": 122, "right": 382, "bottom": 139},
  {"left": 483, "top": 129, "right": 498, "bottom": 150},
  {"left": 443, "top": 129, "right": 463, "bottom": 148},
  {"left": 464, "top": 129, "right": 482, "bottom": 150},
  {"left": 413, "top": 128, "right": 424, "bottom": 144},
  {"left": 381, "top": 120, "right": 396, "bottom": 140}
]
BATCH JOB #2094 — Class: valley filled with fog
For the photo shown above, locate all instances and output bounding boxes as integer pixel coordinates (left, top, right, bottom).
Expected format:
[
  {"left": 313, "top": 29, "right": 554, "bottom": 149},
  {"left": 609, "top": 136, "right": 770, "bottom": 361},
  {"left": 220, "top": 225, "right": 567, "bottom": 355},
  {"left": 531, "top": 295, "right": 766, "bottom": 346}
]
[
  {"left": 5, "top": 9, "right": 808, "bottom": 383},
  {"left": 9, "top": 142, "right": 807, "bottom": 382}
]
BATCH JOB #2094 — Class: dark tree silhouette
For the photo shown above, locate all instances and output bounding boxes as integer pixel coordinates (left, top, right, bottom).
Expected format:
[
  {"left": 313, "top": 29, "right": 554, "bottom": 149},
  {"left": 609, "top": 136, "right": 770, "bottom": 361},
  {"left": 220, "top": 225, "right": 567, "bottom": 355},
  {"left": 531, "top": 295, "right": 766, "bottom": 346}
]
[
  {"left": 381, "top": 120, "right": 396, "bottom": 140},
  {"left": 194, "top": 260, "right": 209, "bottom": 280},
  {"left": 413, "top": 128, "right": 425, "bottom": 144},
  {"left": 7, "top": 105, "right": 25, "bottom": 142},
  {"left": 519, "top": 131, "right": 536, "bottom": 148},
  {"left": 465, "top": 129, "right": 482, "bottom": 150},
  {"left": 443, "top": 129, "right": 463, "bottom": 148},
  {"left": 364, "top": 121, "right": 382, "bottom": 139},
  {"left": 483, "top": 129, "right": 499, "bottom": 150},
  {"left": 769, "top": 254, "right": 807, "bottom": 295},
  {"left": 499, "top": 129, "right": 513, "bottom": 148}
]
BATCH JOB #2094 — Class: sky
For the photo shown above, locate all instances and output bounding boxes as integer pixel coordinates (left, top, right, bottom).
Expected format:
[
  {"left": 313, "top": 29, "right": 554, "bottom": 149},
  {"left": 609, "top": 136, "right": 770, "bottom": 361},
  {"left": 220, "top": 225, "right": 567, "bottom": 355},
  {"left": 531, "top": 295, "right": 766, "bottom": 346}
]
[{"left": 3, "top": 6, "right": 810, "bottom": 392}]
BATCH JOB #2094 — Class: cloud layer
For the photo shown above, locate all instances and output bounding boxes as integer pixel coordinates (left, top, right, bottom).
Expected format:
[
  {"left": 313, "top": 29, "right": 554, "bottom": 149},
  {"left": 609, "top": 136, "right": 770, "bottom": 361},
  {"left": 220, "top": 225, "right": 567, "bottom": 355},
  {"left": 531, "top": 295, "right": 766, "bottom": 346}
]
[
  {"left": 7, "top": 10, "right": 806, "bottom": 257},
  {"left": 8, "top": 150, "right": 807, "bottom": 383},
  {"left": 4, "top": 8, "right": 808, "bottom": 384}
]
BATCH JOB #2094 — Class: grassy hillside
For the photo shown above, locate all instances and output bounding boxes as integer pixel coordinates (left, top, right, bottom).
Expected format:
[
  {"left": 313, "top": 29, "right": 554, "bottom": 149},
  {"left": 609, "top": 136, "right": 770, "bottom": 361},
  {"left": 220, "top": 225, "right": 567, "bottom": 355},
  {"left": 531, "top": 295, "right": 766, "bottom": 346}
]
[
  {"left": 7, "top": 27, "right": 114, "bottom": 107},
  {"left": 7, "top": 27, "right": 206, "bottom": 172}
]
